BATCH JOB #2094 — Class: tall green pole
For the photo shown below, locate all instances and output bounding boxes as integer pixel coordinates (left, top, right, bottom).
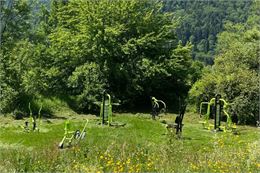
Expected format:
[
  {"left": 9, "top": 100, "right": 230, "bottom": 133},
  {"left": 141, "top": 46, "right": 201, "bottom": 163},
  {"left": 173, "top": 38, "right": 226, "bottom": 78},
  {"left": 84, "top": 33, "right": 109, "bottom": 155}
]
[{"left": 102, "top": 91, "right": 106, "bottom": 125}]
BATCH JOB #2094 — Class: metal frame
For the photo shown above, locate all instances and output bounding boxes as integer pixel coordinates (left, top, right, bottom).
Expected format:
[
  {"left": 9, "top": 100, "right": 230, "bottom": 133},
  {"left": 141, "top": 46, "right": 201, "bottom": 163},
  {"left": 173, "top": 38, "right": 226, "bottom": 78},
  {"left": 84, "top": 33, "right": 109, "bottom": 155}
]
[
  {"left": 24, "top": 103, "right": 42, "bottom": 132},
  {"left": 199, "top": 95, "right": 235, "bottom": 131},
  {"left": 151, "top": 97, "right": 166, "bottom": 119},
  {"left": 58, "top": 119, "right": 89, "bottom": 149},
  {"left": 100, "top": 91, "right": 112, "bottom": 125}
]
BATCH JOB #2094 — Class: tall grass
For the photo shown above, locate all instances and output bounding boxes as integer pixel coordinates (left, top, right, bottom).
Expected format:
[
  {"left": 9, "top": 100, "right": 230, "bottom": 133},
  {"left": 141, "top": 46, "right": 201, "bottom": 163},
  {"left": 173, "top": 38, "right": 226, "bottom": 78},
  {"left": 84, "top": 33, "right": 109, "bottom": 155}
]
[{"left": 0, "top": 114, "right": 259, "bottom": 172}]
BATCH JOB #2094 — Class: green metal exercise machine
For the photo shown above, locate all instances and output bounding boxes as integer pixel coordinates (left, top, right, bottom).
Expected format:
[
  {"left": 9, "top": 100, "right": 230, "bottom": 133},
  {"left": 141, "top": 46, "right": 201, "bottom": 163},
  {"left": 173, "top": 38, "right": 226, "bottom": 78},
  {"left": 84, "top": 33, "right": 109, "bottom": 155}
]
[
  {"left": 151, "top": 97, "right": 166, "bottom": 120},
  {"left": 174, "top": 102, "right": 187, "bottom": 138},
  {"left": 100, "top": 91, "right": 113, "bottom": 125},
  {"left": 58, "top": 119, "right": 89, "bottom": 149},
  {"left": 98, "top": 91, "right": 125, "bottom": 127},
  {"left": 199, "top": 101, "right": 214, "bottom": 130},
  {"left": 199, "top": 94, "right": 236, "bottom": 132},
  {"left": 162, "top": 98, "right": 186, "bottom": 139},
  {"left": 24, "top": 103, "right": 42, "bottom": 132}
]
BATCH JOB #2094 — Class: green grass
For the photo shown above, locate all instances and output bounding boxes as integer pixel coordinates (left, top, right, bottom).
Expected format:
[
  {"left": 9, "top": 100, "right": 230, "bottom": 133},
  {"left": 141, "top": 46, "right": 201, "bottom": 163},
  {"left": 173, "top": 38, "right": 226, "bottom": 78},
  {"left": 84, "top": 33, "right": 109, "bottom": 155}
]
[{"left": 0, "top": 113, "right": 259, "bottom": 172}]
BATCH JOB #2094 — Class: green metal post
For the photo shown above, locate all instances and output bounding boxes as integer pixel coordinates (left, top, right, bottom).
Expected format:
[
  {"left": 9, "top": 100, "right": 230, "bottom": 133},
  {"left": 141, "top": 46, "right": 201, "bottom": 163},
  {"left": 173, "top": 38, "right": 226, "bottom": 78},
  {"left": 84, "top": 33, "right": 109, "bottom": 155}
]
[
  {"left": 101, "top": 91, "right": 112, "bottom": 125},
  {"left": 102, "top": 91, "right": 106, "bottom": 125}
]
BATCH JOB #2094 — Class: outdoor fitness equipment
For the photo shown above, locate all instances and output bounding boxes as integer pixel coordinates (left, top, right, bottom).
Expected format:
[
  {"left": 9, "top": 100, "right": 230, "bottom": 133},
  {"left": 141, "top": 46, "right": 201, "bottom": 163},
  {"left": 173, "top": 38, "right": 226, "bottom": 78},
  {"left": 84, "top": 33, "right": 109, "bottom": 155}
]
[
  {"left": 100, "top": 91, "right": 113, "bottom": 125},
  {"left": 58, "top": 119, "right": 88, "bottom": 149},
  {"left": 174, "top": 103, "right": 187, "bottom": 137},
  {"left": 162, "top": 99, "right": 187, "bottom": 139},
  {"left": 199, "top": 94, "right": 236, "bottom": 132},
  {"left": 24, "top": 103, "right": 42, "bottom": 132},
  {"left": 151, "top": 97, "right": 166, "bottom": 119},
  {"left": 97, "top": 91, "right": 125, "bottom": 127},
  {"left": 199, "top": 101, "right": 214, "bottom": 130}
]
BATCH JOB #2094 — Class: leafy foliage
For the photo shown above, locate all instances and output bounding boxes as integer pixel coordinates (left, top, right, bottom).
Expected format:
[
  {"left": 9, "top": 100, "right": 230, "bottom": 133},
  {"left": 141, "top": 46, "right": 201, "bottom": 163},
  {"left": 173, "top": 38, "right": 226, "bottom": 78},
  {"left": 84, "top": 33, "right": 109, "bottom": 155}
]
[
  {"left": 189, "top": 5, "right": 260, "bottom": 124},
  {"left": 0, "top": 1, "right": 32, "bottom": 113},
  {"left": 0, "top": 0, "right": 200, "bottom": 113},
  {"left": 68, "top": 62, "right": 105, "bottom": 111}
]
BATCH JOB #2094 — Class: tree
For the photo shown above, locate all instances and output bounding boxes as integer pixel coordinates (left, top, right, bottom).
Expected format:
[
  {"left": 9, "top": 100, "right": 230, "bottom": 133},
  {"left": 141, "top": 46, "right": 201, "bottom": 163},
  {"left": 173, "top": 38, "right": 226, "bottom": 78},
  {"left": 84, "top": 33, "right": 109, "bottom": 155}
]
[
  {"left": 189, "top": 5, "right": 260, "bottom": 124},
  {"left": 27, "top": 0, "right": 200, "bottom": 112},
  {"left": 0, "top": 0, "right": 32, "bottom": 113},
  {"left": 1, "top": 0, "right": 203, "bottom": 114}
]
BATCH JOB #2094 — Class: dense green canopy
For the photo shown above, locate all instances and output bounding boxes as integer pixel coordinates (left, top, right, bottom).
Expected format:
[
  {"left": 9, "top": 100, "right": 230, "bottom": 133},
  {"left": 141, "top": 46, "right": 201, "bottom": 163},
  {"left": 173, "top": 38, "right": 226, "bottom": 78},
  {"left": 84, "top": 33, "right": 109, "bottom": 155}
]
[{"left": 0, "top": 0, "right": 199, "bottom": 114}]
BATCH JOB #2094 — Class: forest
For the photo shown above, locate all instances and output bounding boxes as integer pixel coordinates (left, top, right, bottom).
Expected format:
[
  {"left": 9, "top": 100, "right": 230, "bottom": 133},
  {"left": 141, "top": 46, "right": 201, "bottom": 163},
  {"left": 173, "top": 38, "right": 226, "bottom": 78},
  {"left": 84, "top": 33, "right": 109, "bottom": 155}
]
[{"left": 0, "top": 0, "right": 259, "bottom": 124}]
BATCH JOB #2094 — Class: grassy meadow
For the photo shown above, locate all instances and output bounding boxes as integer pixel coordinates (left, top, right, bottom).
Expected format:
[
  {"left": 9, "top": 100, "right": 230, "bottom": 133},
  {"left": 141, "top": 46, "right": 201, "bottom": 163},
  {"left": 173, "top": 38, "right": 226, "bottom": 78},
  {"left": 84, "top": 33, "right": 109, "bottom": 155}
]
[{"left": 0, "top": 112, "right": 259, "bottom": 173}]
